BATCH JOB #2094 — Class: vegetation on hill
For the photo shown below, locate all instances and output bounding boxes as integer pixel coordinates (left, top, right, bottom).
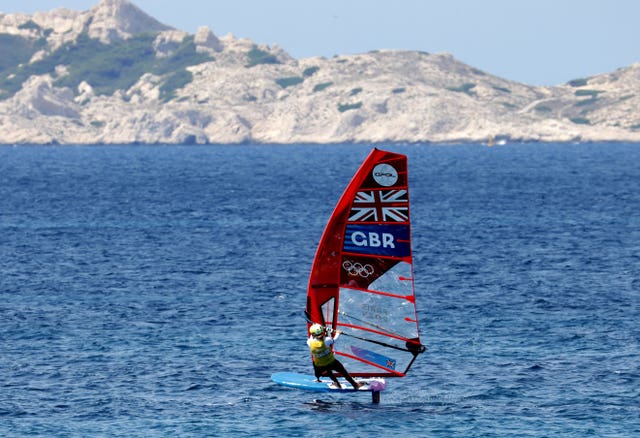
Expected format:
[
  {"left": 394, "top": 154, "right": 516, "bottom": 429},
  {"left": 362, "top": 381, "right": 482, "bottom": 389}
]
[
  {"left": 275, "top": 76, "right": 304, "bottom": 88},
  {"left": 446, "top": 82, "right": 477, "bottom": 96},
  {"left": 0, "top": 34, "right": 45, "bottom": 74},
  {"left": 246, "top": 46, "right": 281, "bottom": 67},
  {"left": 0, "top": 32, "right": 213, "bottom": 100},
  {"left": 313, "top": 82, "right": 333, "bottom": 92}
]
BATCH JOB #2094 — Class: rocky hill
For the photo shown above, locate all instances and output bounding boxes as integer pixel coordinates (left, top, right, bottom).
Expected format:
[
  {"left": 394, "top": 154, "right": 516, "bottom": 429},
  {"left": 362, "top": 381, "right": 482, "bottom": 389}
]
[{"left": 1, "top": 0, "right": 639, "bottom": 145}]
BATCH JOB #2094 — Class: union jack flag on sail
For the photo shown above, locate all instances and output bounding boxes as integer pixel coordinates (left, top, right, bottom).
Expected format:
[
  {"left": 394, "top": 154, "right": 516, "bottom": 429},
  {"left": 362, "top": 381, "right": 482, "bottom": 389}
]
[{"left": 349, "top": 190, "right": 409, "bottom": 223}]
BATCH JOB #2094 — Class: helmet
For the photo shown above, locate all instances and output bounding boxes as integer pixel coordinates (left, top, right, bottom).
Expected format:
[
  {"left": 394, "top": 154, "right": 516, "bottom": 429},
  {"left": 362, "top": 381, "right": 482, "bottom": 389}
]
[{"left": 309, "top": 324, "right": 325, "bottom": 336}]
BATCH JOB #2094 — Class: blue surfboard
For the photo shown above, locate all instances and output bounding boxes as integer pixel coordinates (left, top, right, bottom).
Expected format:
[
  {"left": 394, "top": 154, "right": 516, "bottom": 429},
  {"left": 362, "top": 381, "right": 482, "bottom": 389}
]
[{"left": 271, "top": 372, "right": 386, "bottom": 393}]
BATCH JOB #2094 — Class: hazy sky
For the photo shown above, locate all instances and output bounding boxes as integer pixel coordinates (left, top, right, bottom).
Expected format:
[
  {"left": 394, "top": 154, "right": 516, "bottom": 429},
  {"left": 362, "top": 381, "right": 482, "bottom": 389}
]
[{"left": 4, "top": 0, "right": 640, "bottom": 86}]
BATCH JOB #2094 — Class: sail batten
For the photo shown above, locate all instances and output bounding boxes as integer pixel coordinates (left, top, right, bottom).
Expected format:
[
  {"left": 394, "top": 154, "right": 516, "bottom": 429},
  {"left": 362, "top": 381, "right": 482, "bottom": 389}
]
[{"left": 306, "top": 148, "right": 424, "bottom": 378}]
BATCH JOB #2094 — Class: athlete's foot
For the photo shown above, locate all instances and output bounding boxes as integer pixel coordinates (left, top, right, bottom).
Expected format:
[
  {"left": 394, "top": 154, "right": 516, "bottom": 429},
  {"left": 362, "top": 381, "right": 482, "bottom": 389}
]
[{"left": 329, "top": 382, "right": 342, "bottom": 389}]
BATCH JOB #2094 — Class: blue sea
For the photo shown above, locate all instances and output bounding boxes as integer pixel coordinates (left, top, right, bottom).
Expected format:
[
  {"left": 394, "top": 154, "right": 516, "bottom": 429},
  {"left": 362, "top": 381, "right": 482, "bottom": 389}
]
[{"left": 1, "top": 143, "right": 638, "bottom": 437}]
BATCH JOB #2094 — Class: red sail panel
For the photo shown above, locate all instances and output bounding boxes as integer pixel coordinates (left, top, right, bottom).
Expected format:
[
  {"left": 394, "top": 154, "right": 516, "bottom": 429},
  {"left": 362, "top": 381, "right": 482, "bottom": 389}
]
[{"left": 306, "top": 148, "right": 424, "bottom": 378}]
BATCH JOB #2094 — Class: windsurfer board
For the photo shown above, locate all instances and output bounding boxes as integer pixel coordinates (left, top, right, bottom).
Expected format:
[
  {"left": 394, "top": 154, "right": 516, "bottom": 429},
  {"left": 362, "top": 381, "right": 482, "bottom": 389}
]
[{"left": 271, "top": 372, "right": 386, "bottom": 393}]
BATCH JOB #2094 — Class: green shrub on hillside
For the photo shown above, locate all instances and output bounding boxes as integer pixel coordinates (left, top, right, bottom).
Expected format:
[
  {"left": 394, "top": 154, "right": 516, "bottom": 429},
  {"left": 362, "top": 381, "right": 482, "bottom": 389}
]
[
  {"left": 246, "top": 46, "right": 280, "bottom": 67},
  {"left": 18, "top": 20, "right": 42, "bottom": 31},
  {"left": 0, "top": 34, "right": 38, "bottom": 71},
  {"left": 570, "top": 117, "right": 590, "bottom": 125},
  {"left": 52, "top": 33, "right": 155, "bottom": 94},
  {"left": 573, "top": 89, "right": 601, "bottom": 107},
  {"left": 275, "top": 76, "right": 304, "bottom": 88},
  {"left": 575, "top": 89, "right": 602, "bottom": 98},
  {"left": 534, "top": 104, "right": 552, "bottom": 113},
  {"left": 0, "top": 34, "right": 51, "bottom": 98},
  {"left": 338, "top": 102, "right": 362, "bottom": 112},
  {"left": 313, "top": 82, "right": 333, "bottom": 92},
  {"left": 159, "top": 69, "right": 193, "bottom": 102},
  {"left": 492, "top": 85, "right": 511, "bottom": 93},
  {"left": 575, "top": 99, "right": 598, "bottom": 107},
  {"left": 568, "top": 78, "right": 588, "bottom": 87},
  {"left": 153, "top": 36, "right": 212, "bottom": 74},
  {"left": 303, "top": 66, "right": 319, "bottom": 77},
  {"left": 0, "top": 32, "right": 212, "bottom": 100},
  {"left": 447, "top": 83, "right": 476, "bottom": 96}
]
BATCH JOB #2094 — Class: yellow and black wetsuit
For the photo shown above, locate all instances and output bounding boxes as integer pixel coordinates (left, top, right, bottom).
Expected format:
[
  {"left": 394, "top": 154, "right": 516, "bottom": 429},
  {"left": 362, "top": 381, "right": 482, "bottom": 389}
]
[{"left": 307, "top": 335, "right": 359, "bottom": 389}]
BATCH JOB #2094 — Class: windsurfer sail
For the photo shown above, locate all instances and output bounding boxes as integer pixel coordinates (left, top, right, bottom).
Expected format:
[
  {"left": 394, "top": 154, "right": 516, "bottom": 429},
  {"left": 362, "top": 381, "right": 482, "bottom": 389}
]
[{"left": 305, "top": 148, "right": 425, "bottom": 378}]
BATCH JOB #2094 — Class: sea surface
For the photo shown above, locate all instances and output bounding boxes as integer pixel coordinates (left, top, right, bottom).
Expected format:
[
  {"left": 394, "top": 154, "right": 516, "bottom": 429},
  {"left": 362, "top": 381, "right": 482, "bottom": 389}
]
[{"left": 1, "top": 143, "right": 638, "bottom": 437}]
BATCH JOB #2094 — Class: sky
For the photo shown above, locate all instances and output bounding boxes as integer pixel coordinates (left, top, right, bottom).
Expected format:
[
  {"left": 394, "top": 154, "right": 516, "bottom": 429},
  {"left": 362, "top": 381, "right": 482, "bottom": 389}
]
[{"left": 4, "top": 0, "right": 640, "bottom": 86}]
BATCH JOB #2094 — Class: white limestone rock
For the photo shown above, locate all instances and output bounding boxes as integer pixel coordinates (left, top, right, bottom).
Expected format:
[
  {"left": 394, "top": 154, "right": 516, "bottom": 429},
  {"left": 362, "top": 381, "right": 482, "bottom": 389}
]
[
  {"left": 154, "top": 30, "right": 189, "bottom": 57},
  {"left": 12, "top": 75, "right": 80, "bottom": 119},
  {"left": 87, "top": 0, "right": 172, "bottom": 43},
  {"left": 75, "top": 81, "right": 95, "bottom": 105},
  {"left": 194, "top": 26, "right": 222, "bottom": 53}
]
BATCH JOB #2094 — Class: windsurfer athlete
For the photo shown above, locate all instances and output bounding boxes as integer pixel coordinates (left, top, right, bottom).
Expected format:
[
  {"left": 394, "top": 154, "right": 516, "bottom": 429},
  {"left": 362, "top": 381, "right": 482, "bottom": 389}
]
[{"left": 307, "top": 324, "right": 363, "bottom": 389}]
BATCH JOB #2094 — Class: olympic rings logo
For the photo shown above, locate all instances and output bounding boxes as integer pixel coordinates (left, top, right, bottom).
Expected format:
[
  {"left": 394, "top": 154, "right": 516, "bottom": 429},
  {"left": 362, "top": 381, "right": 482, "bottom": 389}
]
[{"left": 342, "top": 260, "right": 375, "bottom": 277}]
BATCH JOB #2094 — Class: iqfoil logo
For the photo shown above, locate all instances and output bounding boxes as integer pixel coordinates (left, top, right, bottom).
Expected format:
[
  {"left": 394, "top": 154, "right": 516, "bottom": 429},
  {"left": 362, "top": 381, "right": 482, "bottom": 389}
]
[{"left": 372, "top": 164, "right": 398, "bottom": 187}]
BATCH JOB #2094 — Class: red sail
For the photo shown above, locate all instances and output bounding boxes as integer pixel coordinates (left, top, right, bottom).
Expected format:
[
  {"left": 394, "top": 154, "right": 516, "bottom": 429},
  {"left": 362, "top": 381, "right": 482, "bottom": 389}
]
[{"left": 306, "top": 148, "right": 424, "bottom": 378}]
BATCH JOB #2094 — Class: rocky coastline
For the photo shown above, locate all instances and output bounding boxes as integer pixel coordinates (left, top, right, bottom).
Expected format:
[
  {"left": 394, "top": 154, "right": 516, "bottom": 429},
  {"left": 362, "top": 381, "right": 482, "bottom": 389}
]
[{"left": 1, "top": 0, "right": 639, "bottom": 145}]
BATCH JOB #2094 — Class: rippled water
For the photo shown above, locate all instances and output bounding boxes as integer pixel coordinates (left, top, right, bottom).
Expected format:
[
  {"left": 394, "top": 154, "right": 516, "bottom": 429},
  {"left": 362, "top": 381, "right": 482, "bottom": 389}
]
[{"left": 1, "top": 143, "right": 638, "bottom": 436}]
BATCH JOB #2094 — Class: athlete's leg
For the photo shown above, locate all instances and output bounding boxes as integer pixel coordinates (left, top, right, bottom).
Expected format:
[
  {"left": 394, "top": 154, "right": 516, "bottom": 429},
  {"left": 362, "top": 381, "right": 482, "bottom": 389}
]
[{"left": 331, "top": 360, "right": 362, "bottom": 389}]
